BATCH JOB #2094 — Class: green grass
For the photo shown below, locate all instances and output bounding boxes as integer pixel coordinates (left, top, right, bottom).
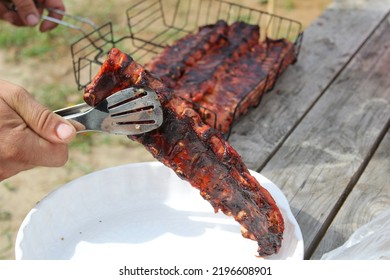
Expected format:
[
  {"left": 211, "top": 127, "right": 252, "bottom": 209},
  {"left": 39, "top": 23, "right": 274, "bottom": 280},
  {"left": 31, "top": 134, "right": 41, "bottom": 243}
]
[
  {"left": 1, "top": 182, "right": 18, "bottom": 192},
  {"left": 0, "top": 24, "right": 74, "bottom": 61},
  {"left": 0, "top": 27, "right": 31, "bottom": 48},
  {"left": 69, "top": 133, "right": 94, "bottom": 153},
  {"left": 34, "top": 83, "right": 82, "bottom": 110},
  {"left": 0, "top": 227, "right": 13, "bottom": 260},
  {"left": 285, "top": 0, "right": 295, "bottom": 10},
  {"left": 0, "top": 211, "right": 11, "bottom": 222}
]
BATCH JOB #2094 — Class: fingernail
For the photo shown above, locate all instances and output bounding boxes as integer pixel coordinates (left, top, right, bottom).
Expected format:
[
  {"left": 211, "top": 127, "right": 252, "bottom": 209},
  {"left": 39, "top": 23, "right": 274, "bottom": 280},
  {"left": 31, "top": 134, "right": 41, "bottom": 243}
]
[
  {"left": 56, "top": 123, "right": 74, "bottom": 141},
  {"left": 26, "top": 14, "right": 39, "bottom": 26}
]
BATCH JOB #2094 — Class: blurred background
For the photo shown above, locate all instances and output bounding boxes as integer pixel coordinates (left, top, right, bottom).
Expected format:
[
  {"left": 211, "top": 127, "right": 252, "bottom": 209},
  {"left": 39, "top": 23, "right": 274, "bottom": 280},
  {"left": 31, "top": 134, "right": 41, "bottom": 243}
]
[{"left": 0, "top": 0, "right": 332, "bottom": 259}]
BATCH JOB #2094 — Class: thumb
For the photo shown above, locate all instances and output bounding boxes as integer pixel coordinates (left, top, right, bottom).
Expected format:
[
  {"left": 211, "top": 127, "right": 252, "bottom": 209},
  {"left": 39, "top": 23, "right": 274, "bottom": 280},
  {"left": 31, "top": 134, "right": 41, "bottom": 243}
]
[
  {"left": 12, "top": 0, "right": 40, "bottom": 26},
  {"left": 22, "top": 98, "right": 76, "bottom": 144},
  {"left": 4, "top": 83, "right": 76, "bottom": 143}
]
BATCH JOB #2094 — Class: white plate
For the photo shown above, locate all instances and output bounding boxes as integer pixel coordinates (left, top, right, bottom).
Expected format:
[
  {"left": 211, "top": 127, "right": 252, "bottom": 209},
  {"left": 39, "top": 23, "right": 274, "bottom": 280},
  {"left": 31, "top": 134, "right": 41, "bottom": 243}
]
[{"left": 15, "top": 162, "right": 303, "bottom": 261}]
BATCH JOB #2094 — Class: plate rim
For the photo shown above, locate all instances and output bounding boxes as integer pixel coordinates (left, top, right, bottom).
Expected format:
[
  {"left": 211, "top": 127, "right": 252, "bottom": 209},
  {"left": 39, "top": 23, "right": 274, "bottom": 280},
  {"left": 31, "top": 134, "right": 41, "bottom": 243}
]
[{"left": 15, "top": 161, "right": 303, "bottom": 260}]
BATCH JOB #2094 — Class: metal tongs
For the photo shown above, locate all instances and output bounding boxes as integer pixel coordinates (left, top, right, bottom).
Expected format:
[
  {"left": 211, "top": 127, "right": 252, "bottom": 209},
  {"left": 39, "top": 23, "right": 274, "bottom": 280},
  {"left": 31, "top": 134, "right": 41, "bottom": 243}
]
[{"left": 55, "top": 87, "right": 163, "bottom": 135}]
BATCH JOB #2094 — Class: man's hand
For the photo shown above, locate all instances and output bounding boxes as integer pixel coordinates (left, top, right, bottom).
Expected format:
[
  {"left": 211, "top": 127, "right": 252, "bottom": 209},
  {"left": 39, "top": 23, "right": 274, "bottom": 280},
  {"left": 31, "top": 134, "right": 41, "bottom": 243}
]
[
  {"left": 0, "top": 80, "right": 76, "bottom": 181},
  {"left": 0, "top": 0, "right": 65, "bottom": 32}
]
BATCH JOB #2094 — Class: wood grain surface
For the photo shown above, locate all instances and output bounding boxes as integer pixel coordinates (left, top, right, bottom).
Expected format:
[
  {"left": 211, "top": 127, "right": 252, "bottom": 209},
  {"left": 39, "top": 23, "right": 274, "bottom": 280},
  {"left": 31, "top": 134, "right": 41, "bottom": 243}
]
[
  {"left": 262, "top": 11, "right": 390, "bottom": 258},
  {"left": 228, "top": 0, "right": 390, "bottom": 259},
  {"left": 312, "top": 130, "right": 390, "bottom": 259}
]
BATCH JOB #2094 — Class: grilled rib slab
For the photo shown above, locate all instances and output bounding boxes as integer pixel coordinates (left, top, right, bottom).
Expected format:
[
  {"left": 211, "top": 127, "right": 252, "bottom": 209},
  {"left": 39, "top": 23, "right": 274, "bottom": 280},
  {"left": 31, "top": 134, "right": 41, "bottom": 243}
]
[{"left": 84, "top": 48, "right": 284, "bottom": 256}]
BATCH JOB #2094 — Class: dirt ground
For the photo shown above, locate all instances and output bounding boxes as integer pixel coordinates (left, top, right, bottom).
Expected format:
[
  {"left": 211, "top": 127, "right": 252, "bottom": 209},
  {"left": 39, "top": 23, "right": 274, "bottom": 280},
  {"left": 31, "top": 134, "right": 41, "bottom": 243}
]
[{"left": 0, "top": 0, "right": 332, "bottom": 259}]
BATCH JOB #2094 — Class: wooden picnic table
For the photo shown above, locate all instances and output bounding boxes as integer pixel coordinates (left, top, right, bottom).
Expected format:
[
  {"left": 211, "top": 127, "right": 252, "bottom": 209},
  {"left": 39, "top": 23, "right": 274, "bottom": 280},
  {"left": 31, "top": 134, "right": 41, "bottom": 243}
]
[{"left": 228, "top": 0, "right": 390, "bottom": 259}]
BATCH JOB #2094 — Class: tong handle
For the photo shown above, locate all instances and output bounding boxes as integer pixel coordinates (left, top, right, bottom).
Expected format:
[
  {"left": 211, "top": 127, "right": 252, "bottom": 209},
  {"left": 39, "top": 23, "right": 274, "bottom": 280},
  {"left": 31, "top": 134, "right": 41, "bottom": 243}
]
[
  {"left": 55, "top": 103, "right": 92, "bottom": 133},
  {"left": 54, "top": 103, "right": 91, "bottom": 118},
  {"left": 54, "top": 103, "right": 105, "bottom": 133}
]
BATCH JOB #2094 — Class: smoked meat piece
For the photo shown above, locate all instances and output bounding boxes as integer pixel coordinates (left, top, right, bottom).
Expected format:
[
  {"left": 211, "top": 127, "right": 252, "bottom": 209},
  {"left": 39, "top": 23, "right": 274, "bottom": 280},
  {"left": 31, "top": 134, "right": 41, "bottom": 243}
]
[
  {"left": 145, "top": 21, "right": 296, "bottom": 134},
  {"left": 84, "top": 48, "right": 284, "bottom": 256},
  {"left": 145, "top": 20, "right": 229, "bottom": 89}
]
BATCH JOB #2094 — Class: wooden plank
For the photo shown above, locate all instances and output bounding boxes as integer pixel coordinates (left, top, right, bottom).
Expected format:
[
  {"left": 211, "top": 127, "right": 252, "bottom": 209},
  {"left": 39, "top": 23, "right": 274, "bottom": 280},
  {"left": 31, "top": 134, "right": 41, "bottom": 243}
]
[
  {"left": 311, "top": 130, "right": 390, "bottom": 259},
  {"left": 260, "top": 13, "right": 390, "bottom": 258},
  {"left": 228, "top": 0, "right": 390, "bottom": 170}
]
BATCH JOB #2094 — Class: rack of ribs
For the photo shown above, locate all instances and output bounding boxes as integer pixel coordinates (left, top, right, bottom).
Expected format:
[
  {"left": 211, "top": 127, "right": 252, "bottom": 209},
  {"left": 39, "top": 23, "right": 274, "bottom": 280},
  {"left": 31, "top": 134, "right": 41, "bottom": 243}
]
[
  {"left": 145, "top": 20, "right": 296, "bottom": 134},
  {"left": 84, "top": 48, "right": 285, "bottom": 256},
  {"left": 145, "top": 20, "right": 229, "bottom": 89}
]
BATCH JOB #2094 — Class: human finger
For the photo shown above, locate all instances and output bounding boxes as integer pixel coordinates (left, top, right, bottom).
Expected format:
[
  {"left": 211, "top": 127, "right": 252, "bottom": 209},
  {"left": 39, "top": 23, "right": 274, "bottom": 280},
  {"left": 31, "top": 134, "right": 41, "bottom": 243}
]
[
  {"left": 0, "top": 130, "right": 69, "bottom": 181},
  {"left": 0, "top": 1, "right": 24, "bottom": 26},
  {"left": 6, "top": 127, "right": 70, "bottom": 166},
  {"left": 39, "top": 0, "right": 65, "bottom": 32},
  {"left": 0, "top": 160, "right": 34, "bottom": 181},
  {"left": 11, "top": 0, "right": 40, "bottom": 26}
]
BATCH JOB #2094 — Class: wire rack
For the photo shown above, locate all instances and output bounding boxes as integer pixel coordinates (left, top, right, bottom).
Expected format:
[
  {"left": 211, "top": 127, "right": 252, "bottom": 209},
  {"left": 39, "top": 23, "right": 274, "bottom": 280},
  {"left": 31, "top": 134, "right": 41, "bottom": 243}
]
[{"left": 70, "top": 0, "right": 303, "bottom": 137}]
